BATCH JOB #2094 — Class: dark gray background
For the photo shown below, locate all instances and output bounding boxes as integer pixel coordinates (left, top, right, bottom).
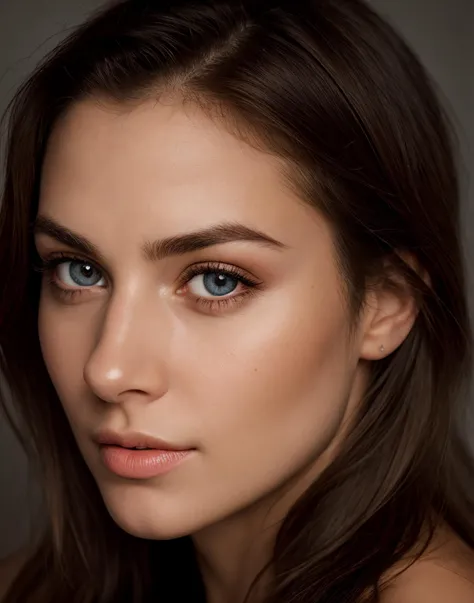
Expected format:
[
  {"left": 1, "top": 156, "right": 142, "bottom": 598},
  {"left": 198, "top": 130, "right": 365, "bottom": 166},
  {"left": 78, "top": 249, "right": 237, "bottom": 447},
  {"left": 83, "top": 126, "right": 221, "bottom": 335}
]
[{"left": 0, "top": 0, "right": 473, "bottom": 559}]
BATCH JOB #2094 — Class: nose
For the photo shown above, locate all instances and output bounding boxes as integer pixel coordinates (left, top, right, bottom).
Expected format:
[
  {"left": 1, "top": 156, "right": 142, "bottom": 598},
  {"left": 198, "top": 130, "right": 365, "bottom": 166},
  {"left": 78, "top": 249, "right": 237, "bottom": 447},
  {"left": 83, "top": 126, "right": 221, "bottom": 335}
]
[{"left": 83, "top": 292, "right": 169, "bottom": 405}]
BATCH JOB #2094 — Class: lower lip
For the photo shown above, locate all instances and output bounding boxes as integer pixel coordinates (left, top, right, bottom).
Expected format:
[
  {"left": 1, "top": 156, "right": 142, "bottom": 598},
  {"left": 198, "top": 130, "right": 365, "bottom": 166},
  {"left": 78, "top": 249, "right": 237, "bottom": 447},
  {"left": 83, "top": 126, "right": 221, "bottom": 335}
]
[{"left": 100, "top": 445, "right": 194, "bottom": 479}]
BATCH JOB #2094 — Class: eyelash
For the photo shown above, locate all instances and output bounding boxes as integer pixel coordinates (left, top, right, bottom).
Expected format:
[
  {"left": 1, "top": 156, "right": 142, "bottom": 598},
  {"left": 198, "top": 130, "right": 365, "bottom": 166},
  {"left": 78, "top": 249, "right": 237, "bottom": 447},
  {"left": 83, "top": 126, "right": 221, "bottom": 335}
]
[{"left": 33, "top": 252, "right": 263, "bottom": 313}]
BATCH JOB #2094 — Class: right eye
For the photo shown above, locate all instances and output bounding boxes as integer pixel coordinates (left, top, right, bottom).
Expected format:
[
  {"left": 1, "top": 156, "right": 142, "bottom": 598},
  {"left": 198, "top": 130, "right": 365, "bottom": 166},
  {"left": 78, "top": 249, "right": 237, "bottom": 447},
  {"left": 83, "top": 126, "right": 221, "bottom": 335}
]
[{"left": 55, "top": 259, "right": 105, "bottom": 288}]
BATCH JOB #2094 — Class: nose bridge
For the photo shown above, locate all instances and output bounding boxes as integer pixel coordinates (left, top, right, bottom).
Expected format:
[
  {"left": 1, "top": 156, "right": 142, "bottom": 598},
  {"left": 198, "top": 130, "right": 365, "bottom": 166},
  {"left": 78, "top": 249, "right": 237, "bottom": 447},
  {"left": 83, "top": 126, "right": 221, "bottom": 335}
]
[{"left": 83, "top": 285, "right": 169, "bottom": 402}]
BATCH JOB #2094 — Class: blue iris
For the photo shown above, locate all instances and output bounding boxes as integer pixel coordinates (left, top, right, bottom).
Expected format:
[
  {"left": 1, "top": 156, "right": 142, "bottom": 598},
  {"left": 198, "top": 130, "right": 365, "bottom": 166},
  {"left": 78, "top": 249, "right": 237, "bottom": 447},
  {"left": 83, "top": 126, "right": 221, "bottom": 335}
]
[
  {"left": 69, "top": 261, "right": 102, "bottom": 286},
  {"left": 203, "top": 272, "right": 237, "bottom": 296}
]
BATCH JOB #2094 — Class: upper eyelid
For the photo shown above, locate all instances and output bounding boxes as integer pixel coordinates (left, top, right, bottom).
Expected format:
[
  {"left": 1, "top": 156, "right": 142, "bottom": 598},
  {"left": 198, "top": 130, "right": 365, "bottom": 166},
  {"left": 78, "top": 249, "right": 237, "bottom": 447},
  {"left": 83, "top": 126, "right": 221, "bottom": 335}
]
[
  {"left": 182, "top": 260, "right": 259, "bottom": 281},
  {"left": 36, "top": 251, "right": 110, "bottom": 281},
  {"left": 35, "top": 244, "right": 110, "bottom": 272}
]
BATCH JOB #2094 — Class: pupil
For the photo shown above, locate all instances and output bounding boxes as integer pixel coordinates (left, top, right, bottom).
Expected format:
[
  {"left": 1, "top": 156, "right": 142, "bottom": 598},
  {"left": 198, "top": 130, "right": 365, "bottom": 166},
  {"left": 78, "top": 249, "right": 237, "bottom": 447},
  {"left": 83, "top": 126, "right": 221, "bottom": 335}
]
[{"left": 81, "top": 265, "right": 93, "bottom": 278}]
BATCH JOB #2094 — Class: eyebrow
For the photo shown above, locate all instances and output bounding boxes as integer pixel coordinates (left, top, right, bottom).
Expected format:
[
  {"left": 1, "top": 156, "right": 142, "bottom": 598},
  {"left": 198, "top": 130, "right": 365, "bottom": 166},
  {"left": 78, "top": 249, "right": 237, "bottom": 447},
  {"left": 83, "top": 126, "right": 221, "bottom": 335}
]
[{"left": 32, "top": 215, "right": 288, "bottom": 263}]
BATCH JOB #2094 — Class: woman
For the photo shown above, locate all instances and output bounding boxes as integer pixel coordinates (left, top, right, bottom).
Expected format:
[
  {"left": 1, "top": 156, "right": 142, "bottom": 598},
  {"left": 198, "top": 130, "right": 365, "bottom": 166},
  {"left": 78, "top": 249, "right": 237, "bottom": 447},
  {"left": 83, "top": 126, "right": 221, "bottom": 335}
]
[{"left": 0, "top": 0, "right": 473, "bottom": 601}]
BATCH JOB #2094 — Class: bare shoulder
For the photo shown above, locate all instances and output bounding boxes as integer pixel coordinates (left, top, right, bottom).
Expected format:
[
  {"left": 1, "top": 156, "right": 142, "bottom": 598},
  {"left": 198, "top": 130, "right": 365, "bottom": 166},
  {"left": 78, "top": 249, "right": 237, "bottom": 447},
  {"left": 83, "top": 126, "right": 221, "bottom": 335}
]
[
  {"left": 382, "top": 561, "right": 474, "bottom": 603},
  {"left": 0, "top": 547, "right": 30, "bottom": 601},
  {"left": 381, "top": 531, "right": 474, "bottom": 603}
]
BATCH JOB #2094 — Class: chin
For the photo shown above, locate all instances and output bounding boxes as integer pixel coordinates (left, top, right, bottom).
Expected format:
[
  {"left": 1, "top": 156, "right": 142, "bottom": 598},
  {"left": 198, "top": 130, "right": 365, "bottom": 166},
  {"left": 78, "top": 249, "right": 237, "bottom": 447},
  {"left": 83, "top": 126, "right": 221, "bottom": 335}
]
[
  {"left": 97, "top": 481, "right": 211, "bottom": 540},
  {"left": 108, "top": 510, "right": 194, "bottom": 540}
]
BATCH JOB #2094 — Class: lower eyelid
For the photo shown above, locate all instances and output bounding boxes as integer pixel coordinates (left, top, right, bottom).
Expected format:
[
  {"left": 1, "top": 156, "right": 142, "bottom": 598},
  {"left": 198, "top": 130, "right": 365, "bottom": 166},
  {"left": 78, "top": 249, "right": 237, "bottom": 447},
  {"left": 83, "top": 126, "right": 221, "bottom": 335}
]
[
  {"left": 193, "top": 289, "right": 257, "bottom": 313},
  {"left": 46, "top": 276, "right": 83, "bottom": 300}
]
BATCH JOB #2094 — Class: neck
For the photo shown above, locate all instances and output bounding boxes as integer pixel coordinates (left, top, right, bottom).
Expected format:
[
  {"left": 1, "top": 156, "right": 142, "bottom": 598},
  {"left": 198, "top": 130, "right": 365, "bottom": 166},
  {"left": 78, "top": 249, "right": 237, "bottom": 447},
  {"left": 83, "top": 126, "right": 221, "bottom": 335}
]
[
  {"left": 192, "top": 507, "right": 277, "bottom": 603},
  {"left": 191, "top": 448, "right": 334, "bottom": 603}
]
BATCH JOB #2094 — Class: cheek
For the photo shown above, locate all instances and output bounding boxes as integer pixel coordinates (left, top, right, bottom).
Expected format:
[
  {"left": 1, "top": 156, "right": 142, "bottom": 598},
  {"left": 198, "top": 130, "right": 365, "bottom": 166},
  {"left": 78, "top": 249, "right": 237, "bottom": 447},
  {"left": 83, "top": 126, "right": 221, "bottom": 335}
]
[
  {"left": 37, "top": 292, "right": 93, "bottom": 415},
  {"left": 177, "top": 285, "right": 353, "bottom": 484}
]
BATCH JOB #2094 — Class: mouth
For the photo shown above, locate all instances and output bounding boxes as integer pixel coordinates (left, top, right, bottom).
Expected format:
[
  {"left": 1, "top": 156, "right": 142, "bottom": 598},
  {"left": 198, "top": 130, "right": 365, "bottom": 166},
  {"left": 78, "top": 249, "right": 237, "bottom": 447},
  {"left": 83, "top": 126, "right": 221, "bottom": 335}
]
[{"left": 94, "top": 430, "right": 196, "bottom": 479}]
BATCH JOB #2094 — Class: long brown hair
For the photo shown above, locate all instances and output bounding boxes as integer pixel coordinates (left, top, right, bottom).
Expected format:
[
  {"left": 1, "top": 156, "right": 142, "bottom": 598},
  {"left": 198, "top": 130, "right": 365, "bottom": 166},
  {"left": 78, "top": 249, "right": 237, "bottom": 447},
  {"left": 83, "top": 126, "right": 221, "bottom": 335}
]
[{"left": 1, "top": 0, "right": 473, "bottom": 601}]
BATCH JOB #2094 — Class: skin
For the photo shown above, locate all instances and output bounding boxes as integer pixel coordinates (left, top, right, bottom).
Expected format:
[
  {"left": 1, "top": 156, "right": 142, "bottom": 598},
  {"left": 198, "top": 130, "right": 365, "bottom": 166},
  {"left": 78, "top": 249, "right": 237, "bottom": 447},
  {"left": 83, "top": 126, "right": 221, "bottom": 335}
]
[{"left": 35, "top": 97, "right": 418, "bottom": 603}]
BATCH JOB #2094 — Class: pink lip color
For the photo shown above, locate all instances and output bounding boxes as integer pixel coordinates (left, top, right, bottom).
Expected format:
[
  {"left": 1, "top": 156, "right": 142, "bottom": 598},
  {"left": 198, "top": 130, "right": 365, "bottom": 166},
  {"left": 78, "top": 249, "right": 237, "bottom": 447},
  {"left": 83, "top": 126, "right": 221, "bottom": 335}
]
[{"left": 100, "top": 445, "right": 193, "bottom": 479}]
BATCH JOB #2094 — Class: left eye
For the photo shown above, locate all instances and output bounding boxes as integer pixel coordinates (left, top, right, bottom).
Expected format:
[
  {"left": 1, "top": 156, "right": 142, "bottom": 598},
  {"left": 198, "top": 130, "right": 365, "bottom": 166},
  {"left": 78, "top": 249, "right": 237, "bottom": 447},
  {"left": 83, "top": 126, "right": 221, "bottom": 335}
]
[
  {"left": 187, "top": 271, "right": 240, "bottom": 298},
  {"left": 56, "top": 260, "right": 105, "bottom": 288}
]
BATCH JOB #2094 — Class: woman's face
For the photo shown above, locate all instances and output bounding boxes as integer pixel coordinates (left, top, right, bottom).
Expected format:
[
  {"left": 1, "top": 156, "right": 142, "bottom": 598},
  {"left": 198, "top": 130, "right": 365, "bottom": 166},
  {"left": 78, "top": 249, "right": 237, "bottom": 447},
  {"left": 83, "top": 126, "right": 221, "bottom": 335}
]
[{"left": 36, "top": 98, "right": 370, "bottom": 539}]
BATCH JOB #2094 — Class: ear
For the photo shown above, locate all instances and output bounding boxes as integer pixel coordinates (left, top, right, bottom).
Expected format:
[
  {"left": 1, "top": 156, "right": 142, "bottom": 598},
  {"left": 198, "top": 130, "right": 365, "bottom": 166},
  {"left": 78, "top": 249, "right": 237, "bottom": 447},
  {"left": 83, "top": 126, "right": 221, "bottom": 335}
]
[{"left": 358, "top": 255, "right": 425, "bottom": 360}]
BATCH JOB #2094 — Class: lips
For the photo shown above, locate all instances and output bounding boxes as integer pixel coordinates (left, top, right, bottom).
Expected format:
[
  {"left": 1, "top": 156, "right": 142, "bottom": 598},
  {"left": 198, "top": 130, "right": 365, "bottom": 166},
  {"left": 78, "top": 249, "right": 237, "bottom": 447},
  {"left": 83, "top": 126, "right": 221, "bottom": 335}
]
[
  {"left": 98, "top": 439, "right": 195, "bottom": 479},
  {"left": 95, "top": 429, "right": 193, "bottom": 452}
]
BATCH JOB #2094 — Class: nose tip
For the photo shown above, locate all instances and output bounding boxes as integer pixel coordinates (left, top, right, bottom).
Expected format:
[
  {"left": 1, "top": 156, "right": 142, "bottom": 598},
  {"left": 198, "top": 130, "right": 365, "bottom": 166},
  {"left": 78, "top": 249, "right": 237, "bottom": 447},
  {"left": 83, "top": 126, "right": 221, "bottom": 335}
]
[
  {"left": 83, "top": 346, "right": 168, "bottom": 405},
  {"left": 83, "top": 364, "right": 122, "bottom": 403}
]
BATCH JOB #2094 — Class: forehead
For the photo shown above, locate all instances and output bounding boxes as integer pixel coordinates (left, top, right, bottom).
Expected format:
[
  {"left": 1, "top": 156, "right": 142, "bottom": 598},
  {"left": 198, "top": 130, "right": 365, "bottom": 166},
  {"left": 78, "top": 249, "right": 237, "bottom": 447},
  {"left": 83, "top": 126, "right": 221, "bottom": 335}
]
[{"left": 39, "top": 98, "right": 330, "bottom": 258}]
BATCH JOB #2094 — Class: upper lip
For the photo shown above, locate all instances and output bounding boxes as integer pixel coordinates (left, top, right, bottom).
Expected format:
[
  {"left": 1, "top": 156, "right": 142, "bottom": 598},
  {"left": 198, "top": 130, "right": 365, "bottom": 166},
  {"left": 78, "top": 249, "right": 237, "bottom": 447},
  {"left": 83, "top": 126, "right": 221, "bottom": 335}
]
[{"left": 95, "top": 429, "right": 193, "bottom": 451}]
